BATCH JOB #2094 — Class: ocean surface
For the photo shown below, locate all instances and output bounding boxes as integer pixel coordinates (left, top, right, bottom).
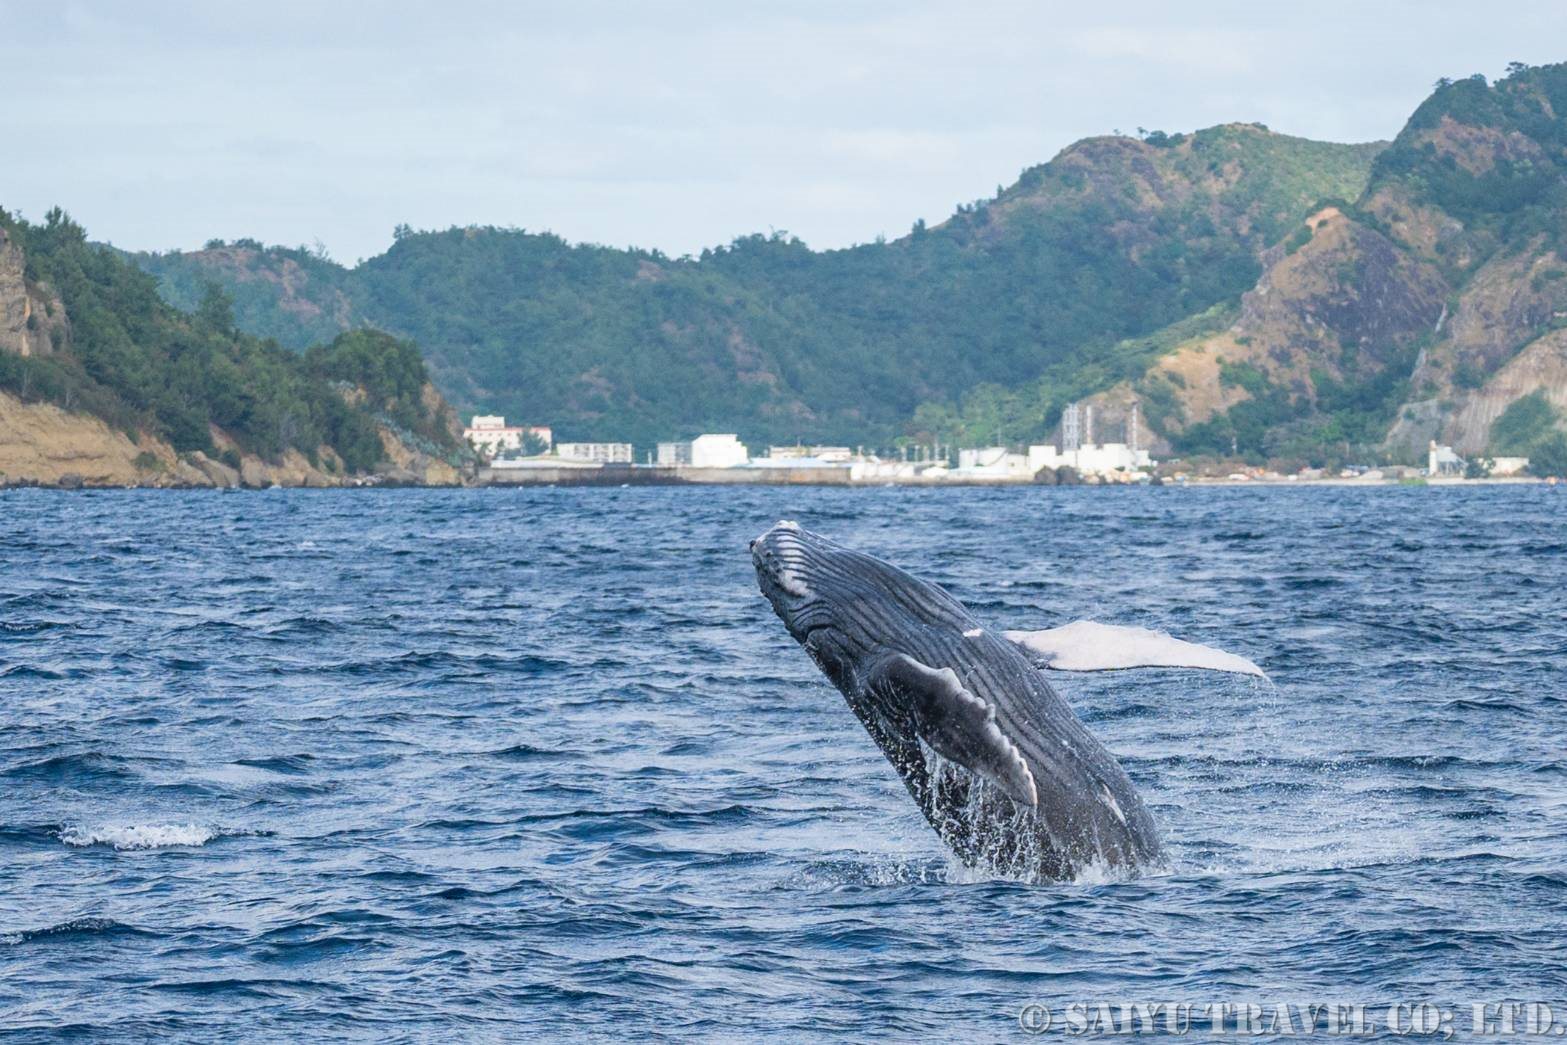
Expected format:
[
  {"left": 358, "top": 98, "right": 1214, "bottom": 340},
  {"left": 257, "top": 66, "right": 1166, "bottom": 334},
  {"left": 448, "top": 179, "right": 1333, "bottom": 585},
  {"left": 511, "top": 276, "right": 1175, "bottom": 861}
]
[{"left": 1, "top": 485, "right": 1564, "bottom": 1039}]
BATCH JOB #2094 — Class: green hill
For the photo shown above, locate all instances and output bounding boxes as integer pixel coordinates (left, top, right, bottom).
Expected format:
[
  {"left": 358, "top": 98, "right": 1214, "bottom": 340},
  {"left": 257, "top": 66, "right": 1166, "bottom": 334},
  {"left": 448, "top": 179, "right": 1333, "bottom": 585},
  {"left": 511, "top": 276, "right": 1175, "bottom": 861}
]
[
  {"left": 130, "top": 124, "right": 1383, "bottom": 451},
  {"left": 0, "top": 207, "right": 463, "bottom": 481}
]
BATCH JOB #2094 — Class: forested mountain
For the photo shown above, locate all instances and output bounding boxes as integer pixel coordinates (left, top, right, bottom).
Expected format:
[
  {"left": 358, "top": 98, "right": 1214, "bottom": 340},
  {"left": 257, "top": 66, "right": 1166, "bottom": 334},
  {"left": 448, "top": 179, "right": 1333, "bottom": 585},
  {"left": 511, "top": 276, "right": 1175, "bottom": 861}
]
[
  {"left": 125, "top": 65, "right": 1567, "bottom": 472},
  {"left": 131, "top": 125, "right": 1382, "bottom": 451},
  {"left": 0, "top": 207, "right": 465, "bottom": 485}
]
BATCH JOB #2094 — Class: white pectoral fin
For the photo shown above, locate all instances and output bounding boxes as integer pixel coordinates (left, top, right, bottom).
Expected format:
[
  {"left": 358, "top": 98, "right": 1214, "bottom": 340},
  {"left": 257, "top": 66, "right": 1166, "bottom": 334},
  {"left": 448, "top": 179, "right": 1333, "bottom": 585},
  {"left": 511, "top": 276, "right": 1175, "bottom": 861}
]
[
  {"left": 872, "top": 653, "right": 1038, "bottom": 807},
  {"left": 1003, "top": 620, "right": 1265, "bottom": 677}
]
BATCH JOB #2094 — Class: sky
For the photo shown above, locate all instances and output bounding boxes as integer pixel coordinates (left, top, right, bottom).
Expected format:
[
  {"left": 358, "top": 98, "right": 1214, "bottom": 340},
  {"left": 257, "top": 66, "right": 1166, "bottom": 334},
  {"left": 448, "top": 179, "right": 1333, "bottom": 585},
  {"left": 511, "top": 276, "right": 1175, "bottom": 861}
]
[{"left": 7, "top": 0, "right": 1567, "bottom": 263}]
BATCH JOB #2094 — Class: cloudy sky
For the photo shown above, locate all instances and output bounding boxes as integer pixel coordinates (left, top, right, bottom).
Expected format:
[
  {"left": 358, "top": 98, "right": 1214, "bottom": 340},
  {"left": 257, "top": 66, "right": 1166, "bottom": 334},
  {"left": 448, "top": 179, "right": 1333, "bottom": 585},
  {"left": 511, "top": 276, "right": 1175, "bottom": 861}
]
[{"left": 7, "top": 1, "right": 1566, "bottom": 262}]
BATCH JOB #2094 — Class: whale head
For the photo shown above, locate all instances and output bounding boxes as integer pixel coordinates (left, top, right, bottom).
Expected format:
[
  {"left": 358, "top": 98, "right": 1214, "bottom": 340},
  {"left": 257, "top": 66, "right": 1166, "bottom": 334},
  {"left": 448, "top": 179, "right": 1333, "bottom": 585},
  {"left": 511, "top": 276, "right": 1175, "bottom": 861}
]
[
  {"left": 751, "top": 521, "right": 841, "bottom": 643},
  {"left": 751, "top": 521, "right": 961, "bottom": 681}
]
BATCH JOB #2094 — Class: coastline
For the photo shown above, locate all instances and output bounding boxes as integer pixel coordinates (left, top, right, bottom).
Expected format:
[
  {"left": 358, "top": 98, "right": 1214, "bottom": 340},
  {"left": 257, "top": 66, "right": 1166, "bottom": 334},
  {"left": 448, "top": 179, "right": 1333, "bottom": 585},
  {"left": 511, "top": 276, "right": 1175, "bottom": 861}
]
[
  {"left": 0, "top": 389, "right": 468, "bottom": 490},
  {"left": 1, "top": 471, "right": 1552, "bottom": 491}
]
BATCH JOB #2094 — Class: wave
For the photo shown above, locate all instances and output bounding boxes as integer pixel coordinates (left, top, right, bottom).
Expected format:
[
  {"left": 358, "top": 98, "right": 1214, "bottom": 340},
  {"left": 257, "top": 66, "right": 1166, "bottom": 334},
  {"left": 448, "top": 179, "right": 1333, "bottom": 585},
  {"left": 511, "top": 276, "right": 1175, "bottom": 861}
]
[
  {"left": 0, "top": 752, "right": 142, "bottom": 783},
  {"left": 1, "top": 917, "right": 152, "bottom": 946},
  {"left": 59, "top": 822, "right": 217, "bottom": 850}
]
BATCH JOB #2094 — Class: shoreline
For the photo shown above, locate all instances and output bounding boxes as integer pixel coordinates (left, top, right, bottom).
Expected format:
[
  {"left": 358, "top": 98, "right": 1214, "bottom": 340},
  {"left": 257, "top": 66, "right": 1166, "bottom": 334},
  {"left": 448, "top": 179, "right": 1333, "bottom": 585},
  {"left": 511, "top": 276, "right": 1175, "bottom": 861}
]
[{"left": 0, "top": 474, "right": 1553, "bottom": 492}]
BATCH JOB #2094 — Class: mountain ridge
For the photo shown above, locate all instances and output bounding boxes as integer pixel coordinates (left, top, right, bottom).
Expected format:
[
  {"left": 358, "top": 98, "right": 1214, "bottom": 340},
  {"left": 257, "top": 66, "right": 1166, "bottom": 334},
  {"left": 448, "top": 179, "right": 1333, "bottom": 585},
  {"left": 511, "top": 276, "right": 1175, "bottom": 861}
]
[
  {"left": 129, "top": 122, "right": 1384, "bottom": 452},
  {"left": 114, "top": 65, "right": 1567, "bottom": 476}
]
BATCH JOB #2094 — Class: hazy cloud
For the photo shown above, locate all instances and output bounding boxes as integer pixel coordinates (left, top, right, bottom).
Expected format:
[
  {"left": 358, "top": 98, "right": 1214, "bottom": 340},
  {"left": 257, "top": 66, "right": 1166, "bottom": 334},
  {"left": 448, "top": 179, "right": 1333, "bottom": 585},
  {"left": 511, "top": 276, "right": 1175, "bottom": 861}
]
[{"left": 5, "top": 0, "right": 1565, "bottom": 261}]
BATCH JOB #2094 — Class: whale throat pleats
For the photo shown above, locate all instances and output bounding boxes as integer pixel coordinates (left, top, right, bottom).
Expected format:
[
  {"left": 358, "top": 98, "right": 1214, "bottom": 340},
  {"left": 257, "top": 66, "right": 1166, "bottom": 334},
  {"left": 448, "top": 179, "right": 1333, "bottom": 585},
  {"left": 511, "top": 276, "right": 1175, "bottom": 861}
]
[
  {"left": 869, "top": 653, "right": 1039, "bottom": 808},
  {"left": 1002, "top": 620, "right": 1265, "bottom": 677}
]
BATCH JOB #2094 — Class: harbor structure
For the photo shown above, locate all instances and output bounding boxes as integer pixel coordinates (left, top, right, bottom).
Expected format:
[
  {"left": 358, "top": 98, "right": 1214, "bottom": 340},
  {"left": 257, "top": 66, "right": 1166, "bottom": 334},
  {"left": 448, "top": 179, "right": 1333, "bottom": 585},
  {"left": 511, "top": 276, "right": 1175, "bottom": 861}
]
[
  {"left": 1061, "top": 403, "right": 1082, "bottom": 451},
  {"left": 764, "top": 445, "right": 854, "bottom": 463},
  {"left": 656, "top": 441, "right": 691, "bottom": 466}
]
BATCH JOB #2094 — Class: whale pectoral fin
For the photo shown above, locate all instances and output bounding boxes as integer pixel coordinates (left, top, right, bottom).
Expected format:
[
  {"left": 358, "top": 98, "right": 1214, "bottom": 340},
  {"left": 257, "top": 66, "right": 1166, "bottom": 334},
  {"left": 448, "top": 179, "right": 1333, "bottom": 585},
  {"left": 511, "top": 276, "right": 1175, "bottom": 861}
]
[
  {"left": 1003, "top": 620, "right": 1265, "bottom": 677},
  {"left": 872, "top": 654, "right": 1038, "bottom": 808}
]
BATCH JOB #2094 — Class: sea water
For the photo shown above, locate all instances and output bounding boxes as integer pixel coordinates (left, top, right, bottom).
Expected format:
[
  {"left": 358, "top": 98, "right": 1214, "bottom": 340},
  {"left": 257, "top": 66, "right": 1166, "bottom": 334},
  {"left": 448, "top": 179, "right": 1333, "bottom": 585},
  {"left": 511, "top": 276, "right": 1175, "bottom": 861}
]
[{"left": 1, "top": 485, "right": 1563, "bottom": 1038}]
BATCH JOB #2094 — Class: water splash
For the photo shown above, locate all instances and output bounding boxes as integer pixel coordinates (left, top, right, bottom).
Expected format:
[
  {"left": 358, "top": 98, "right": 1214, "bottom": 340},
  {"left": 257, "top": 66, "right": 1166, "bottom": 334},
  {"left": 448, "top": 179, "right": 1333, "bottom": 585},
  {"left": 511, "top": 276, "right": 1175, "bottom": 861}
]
[
  {"left": 917, "top": 744, "right": 1111, "bottom": 885},
  {"left": 60, "top": 823, "right": 217, "bottom": 850}
]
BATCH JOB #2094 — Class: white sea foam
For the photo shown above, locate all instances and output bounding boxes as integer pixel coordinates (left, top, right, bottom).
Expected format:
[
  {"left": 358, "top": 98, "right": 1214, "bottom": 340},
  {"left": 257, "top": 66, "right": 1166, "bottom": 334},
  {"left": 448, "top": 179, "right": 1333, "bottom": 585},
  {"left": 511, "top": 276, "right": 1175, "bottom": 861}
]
[{"left": 59, "top": 823, "right": 217, "bottom": 850}]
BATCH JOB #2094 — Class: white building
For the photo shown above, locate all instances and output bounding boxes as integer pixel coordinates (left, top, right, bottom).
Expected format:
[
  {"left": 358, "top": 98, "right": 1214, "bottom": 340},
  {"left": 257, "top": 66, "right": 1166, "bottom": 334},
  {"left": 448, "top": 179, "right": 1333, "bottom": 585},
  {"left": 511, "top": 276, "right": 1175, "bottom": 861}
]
[
  {"left": 464, "top": 415, "right": 552, "bottom": 459},
  {"left": 659, "top": 434, "right": 750, "bottom": 468},
  {"left": 1427, "top": 441, "right": 1464, "bottom": 476},
  {"left": 1029, "top": 442, "right": 1151, "bottom": 476},
  {"left": 556, "top": 442, "right": 634, "bottom": 464},
  {"left": 656, "top": 441, "right": 691, "bottom": 466},
  {"left": 955, "top": 447, "right": 1034, "bottom": 478},
  {"left": 692, "top": 434, "right": 749, "bottom": 468},
  {"left": 1489, "top": 456, "right": 1530, "bottom": 476}
]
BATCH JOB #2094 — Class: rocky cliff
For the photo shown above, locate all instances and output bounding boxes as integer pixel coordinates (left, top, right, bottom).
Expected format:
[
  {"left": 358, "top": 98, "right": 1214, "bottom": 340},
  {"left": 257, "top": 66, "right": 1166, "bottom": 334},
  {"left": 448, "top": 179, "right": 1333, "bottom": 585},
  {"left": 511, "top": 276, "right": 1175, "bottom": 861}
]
[
  {"left": 1133, "top": 64, "right": 1567, "bottom": 466},
  {"left": 1142, "top": 207, "right": 1445, "bottom": 443},
  {"left": 0, "top": 389, "right": 465, "bottom": 488},
  {"left": 0, "top": 227, "right": 69, "bottom": 359}
]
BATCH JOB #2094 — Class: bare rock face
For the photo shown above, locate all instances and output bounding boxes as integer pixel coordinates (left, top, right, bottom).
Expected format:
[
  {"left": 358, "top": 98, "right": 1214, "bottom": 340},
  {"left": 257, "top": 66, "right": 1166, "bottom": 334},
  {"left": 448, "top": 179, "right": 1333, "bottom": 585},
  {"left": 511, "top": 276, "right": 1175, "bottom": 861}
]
[
  {"left": 0, "top": 228, "right": 69, "bottom": 358},
  {"left": 239, "top": 457, "right": 272, "bottom": 489},
  {"left": 0, "top": 390, "right": 172, "bottom": 485},
  {"left": 1440, "top": 331, "right": 1567, "bottom": 454},
  {"left": 1145, "top": 207, "right": 1447, "bottom": 437},
  {"left": 1232, "top": 208, "right": 1446, "bottom": 379},
  {"left": 377, "top": 427, "right": 464, "bottom": 485},
  {"left": 1387, "top": 246, "right": 1567, "bottom": 456},
  {"left": 167, "top": 459, "right": 211, "bottom": 487},
  {"left": 187, "top": 451, "right": 241, "bottom": 488},
  {"left": 0, "top": 382, "right": 470, "bottom": 487}
]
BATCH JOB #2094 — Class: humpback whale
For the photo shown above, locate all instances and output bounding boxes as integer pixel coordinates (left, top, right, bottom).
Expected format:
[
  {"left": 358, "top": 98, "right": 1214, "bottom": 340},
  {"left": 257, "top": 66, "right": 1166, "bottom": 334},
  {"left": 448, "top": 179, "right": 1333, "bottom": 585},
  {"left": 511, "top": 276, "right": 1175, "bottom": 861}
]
[{"left": 751, "top": 521, "right": 1261, "bottom": 882}]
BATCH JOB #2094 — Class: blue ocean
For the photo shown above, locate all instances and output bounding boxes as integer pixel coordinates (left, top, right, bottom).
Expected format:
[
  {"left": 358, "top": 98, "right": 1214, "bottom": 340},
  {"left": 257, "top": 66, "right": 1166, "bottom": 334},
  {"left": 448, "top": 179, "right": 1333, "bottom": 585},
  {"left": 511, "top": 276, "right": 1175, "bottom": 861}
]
[{"left": 2, "top": 486, "right": 1564, "bottom": 1039}]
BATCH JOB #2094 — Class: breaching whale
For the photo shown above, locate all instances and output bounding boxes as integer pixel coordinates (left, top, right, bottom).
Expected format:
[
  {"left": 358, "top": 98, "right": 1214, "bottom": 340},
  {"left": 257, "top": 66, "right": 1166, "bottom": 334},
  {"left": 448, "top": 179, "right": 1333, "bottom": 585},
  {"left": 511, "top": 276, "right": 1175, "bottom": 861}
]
[{"left": 751, "top": 521, "right": 1261, "bottom": 882}]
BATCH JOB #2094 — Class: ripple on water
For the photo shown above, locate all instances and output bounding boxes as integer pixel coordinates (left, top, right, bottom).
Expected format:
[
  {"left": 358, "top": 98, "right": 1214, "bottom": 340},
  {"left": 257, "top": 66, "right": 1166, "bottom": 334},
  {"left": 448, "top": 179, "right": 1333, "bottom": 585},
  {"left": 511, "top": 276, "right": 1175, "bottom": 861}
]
[{"left": 0, "top": 484, "right": 1563, "bottom": 1037}]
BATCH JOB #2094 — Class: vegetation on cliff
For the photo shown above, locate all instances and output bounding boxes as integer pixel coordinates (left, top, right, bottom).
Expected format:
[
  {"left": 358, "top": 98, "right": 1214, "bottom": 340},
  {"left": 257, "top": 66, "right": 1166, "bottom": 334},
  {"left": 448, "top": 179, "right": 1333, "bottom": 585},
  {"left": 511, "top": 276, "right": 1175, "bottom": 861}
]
[
  {"left": 1489, "top": 389, "right": 1567, "bottom": 474},
  {"left": 1369, "top": 65, "right": 1567, "bottom": 267},
  {"left": 0, "top": 208, "right": 455, "bottom": 475},
  {"left": 304, "top": 328, "right": 463, "bottom": 455}
]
